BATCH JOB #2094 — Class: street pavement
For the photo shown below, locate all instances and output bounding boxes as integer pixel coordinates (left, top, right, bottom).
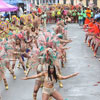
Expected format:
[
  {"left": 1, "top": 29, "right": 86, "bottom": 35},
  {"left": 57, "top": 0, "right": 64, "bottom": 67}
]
[{"left": 1, "top": 24, "right": 100, "bottom": 100}]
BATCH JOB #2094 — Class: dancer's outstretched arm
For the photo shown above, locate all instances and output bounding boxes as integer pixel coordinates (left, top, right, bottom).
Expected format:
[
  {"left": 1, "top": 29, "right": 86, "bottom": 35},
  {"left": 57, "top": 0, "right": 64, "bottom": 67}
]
[
  {"left": 22, "top": 72, "right": 45, "bottom": 80},
  {"left": 58, "top": 73, "right": 79, "bottom": 80}
]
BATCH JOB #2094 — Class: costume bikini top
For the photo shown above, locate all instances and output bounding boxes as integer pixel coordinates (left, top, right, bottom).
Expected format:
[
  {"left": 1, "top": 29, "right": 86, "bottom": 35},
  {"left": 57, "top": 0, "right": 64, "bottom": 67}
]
[{"left": 44, "top": 75, "right": 55, "bottom": 85}]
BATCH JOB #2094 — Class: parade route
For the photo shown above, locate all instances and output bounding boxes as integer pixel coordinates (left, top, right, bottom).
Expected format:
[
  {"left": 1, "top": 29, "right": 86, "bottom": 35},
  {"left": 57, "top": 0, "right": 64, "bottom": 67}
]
[{"left": 1, "top": 24, "right": 100, "bottom": 100}]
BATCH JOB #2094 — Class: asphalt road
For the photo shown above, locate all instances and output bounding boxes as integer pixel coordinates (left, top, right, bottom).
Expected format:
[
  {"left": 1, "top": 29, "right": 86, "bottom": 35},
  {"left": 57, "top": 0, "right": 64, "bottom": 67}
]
[{"left": 1, "top": 24, "right": 100, "bottom": 100}]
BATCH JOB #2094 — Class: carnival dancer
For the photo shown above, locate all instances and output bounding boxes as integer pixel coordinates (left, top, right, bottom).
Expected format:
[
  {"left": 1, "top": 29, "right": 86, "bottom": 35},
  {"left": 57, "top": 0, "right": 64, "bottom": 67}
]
[
  {"left": 22, "top": 65, "right": 79, "bottom": 100},
  {"left": 0, "top": 41, "right": 16, "bottom": 90},
  {"left": 83, "top": 17, "right": 90, "bottom": 32},
  {"left": 32, "top": 59, "right": 48, "bottom": 100},
  {"left": 19, "top": 36, "right": 31, "bottom": 72},
  {"left": 0, "top": 46, "right": 8, "bottom": 90},
  {"left": 92, "top": 20, "right": 100, "bottom": 57},
  {"left": 84, "top": 19, "right": 94, "bottom": 45}
]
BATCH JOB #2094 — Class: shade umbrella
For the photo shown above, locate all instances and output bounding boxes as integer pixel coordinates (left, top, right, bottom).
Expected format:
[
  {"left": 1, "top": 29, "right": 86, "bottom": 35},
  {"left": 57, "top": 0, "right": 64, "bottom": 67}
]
[{"left": 0, "top": 0, "right": 18, "bottom": 12}]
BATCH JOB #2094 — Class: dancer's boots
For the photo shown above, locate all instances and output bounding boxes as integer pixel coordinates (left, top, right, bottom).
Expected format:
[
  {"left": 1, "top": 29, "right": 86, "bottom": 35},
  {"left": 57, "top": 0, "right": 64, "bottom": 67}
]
[
  {"left": 94, "top": 47, "right": 98, "bottom": 57},
  {"left": 92, "top": 43, "right": 95, "bottom": 51},
  {"left": 33, "top": 93, "right": 37, "bottom": 100},
  {"left": 26, "top": 61, "right": 29, "bottom": 68},
  {"left": 59, "top": 81, "right": 63, "bottom": 88},
  {"left": 26, "top": 68, "right": 31, "bottom": 77},
  {"left": 22, "top": 65, "right": 27, "bottom": 75},
  {"left": 9, "top": 68, "right": 16, "bottom": 80},
  {"left": 3, "top": 78, "right": 8, "bottom": 90},
  {"left": 17, "top": 63, "right": 21, "bottom": 69},
  {"left": 49, "top": 97, "right": 52, "bottom": 100}
]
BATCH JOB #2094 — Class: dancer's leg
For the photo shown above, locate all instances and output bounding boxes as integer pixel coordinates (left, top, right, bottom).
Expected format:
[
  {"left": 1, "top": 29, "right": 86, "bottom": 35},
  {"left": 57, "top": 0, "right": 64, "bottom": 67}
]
[
  {"left": 19, "top": 56, "right": 26, "bottom": 74},
  {"left": 12, "top": 60, "right": 16, "bottom": 70},
  {"left": 2, "top": 72, "right": 8, "bottom": 90},
  {"left": 85, "top": 34, "right": 88, "bottom": 43},
  {"left": 42, "top": 93, "right": 49, "bottom": 100},
  {"left": 94, "top": 41, "right": 99, "bottom": 57},
  {"left": 88, "top": 38, "right": 92, "bottom": 47},
  {"left": 5, "top": 61, "right": 16, "bottom": 80},
  {"left": 52, "top": 90, "right": 63, "bottom": 100},
  {"left": 33, "top": 80, "right": 41, "bottom": 100},
  {"left": 26, "top": 68, "right": 31, "bottom": 77},
  {"left": 23, "top": 53, "right": 30, "bottom": 68}
]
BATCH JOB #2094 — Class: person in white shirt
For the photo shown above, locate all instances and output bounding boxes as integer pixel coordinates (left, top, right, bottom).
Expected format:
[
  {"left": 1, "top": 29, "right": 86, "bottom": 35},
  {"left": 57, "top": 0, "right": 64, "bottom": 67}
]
[{"left": 17, "top": 6, "right": 24, "bottom": 18}]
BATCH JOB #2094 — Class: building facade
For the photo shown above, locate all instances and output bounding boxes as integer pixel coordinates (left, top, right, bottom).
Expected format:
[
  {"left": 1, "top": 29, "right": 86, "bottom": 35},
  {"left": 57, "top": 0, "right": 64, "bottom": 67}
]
[
  {"left": 82, "top": 0, "right": 100, "bottom": 7},
  {"left": 61, "top": 0, "right": 100, "bottom": 7},
  {"left": 4, "top": 0, "right": 100, "bottom": 7}
]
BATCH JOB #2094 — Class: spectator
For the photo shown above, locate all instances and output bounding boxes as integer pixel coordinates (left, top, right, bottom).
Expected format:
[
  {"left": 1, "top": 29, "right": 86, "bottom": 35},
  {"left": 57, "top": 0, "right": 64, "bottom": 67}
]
[
  {"left": 78, "top": 10, "right": 83, "bottom": 26},
  {"left": 17, "top": 6, "right": 24, "bottom": 18}
]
